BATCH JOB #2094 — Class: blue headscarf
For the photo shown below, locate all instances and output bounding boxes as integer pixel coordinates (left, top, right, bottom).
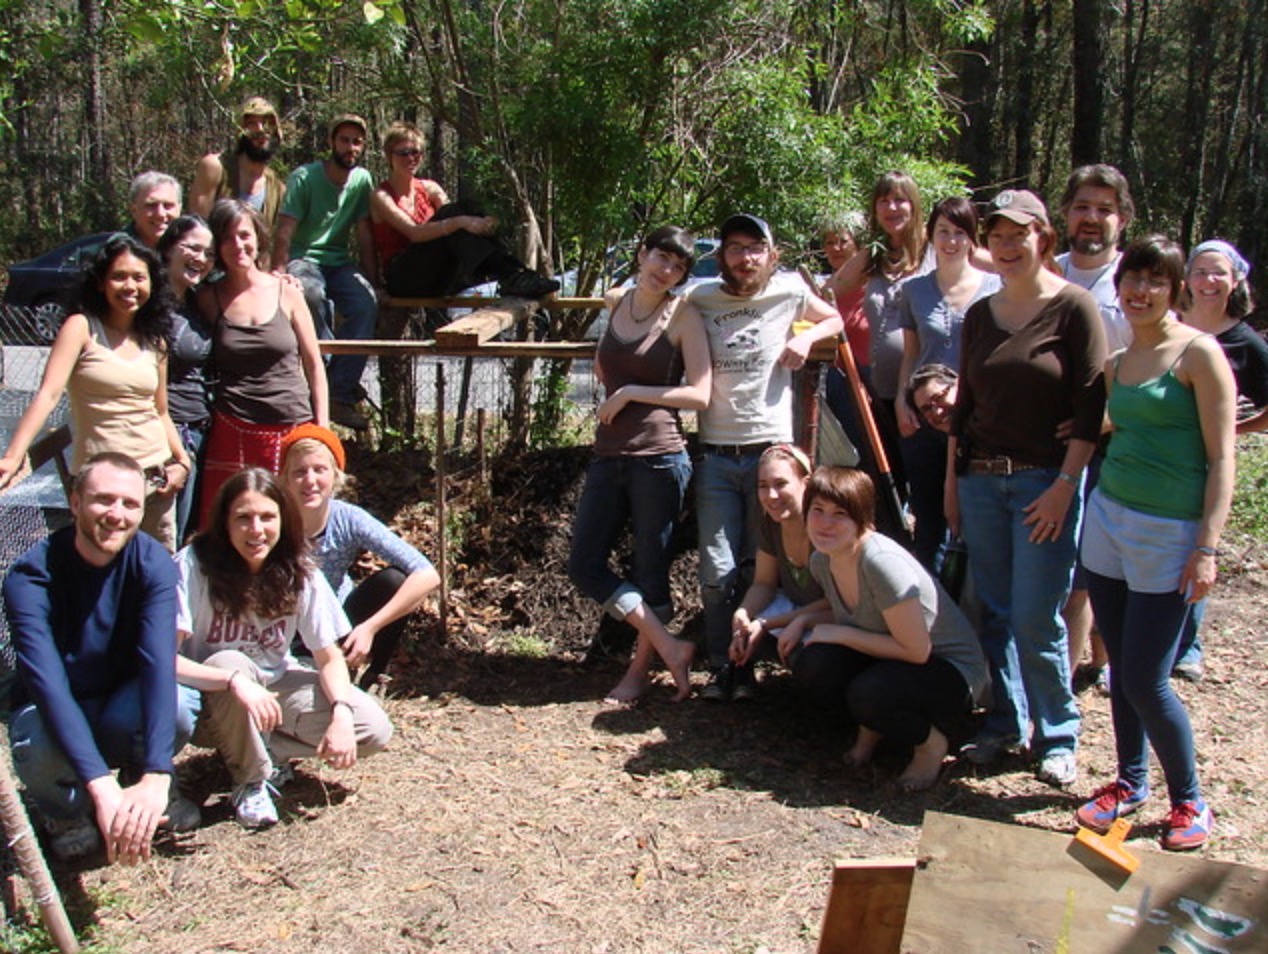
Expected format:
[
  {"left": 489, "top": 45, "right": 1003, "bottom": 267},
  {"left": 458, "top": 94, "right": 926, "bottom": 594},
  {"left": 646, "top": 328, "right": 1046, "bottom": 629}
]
[{"left": 1187, "top": 239, "right": 1251, "bottom": 280}]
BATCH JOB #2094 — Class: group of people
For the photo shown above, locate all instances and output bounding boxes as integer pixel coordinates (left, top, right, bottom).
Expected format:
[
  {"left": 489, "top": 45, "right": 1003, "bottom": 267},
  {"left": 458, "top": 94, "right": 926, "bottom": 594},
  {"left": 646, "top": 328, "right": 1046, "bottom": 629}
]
[
  {"left": 0, "top": 96, "right": 1260, "bottom": 866},
  {"left": 567, "top": 165, "right": 1261, "bottom": 855}
]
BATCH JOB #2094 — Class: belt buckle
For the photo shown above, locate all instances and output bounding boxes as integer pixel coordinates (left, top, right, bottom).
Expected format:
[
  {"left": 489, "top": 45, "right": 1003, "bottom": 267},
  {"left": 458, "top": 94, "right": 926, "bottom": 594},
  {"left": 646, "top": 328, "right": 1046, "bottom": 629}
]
[{"left": 993, "top": 455, "right": 1014, "bottom": 476}]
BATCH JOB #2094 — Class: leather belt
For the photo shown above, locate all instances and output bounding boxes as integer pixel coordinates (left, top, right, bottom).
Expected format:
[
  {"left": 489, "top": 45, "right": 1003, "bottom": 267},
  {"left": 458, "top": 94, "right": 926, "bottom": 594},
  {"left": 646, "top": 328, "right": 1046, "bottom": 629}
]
[
  {"left": 702, "top": 442, "right": 773, "bottom": 457},
  {"left": 967, "top": 454, "right": 1042, "bottom": 476}
]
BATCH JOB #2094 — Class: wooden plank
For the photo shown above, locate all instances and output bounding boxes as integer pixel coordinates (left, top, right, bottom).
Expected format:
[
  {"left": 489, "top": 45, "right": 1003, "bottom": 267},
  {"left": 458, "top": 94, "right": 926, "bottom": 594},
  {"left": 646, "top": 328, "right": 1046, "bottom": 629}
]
[
  {"left": 318, "top": 340, "right": 596, "bottom": 359},
  {"left": 433, "top": 302, "right": 532, "bottom": 348},
  {"left": 383, "top": 295, "right": 604, "bottom": 311},
  {"left": 901, "top": 811, "right": 1268, "bottom": 953},
  {"left": 817, "top": 858, "right": 915, "bottom": 954}
]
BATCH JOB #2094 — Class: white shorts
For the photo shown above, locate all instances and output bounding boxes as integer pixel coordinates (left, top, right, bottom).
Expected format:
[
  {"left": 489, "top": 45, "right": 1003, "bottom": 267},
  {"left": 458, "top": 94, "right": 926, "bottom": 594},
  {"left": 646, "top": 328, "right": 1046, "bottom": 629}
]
[{"left": 1080, "top": 487, "right": 1198, "bottom": 594}]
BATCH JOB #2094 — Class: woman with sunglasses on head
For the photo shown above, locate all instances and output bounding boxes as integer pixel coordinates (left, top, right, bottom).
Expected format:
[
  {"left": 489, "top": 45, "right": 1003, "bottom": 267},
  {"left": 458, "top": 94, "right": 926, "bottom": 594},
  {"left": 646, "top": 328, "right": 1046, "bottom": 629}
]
[
  {"left": 947, "top": 190, "right": 1107, "bottom": 789},
  {"left": 1076, "top": 236, "right": 1234, "bottom": 850},
  {"left": 157, "top": 215, "right": 216, "bottom": 541},
  {"left": 0, "top": 236, "right": 189, "bottom": 549},
  {"left": 567, "top": 226, "right": 710, "bottom": 704},
  {"left": 728, "top": 444, "right": 825, "bottom": 697},
  {"left": 369, "top": 122, "right": 557, "bottom": 300}
]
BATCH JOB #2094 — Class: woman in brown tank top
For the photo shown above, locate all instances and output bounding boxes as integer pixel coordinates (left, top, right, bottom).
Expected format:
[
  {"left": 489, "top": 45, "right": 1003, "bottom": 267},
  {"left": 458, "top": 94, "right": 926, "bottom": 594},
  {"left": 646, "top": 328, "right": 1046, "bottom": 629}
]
[
  {"left": 567, "top": 226, "right": 712, "bottom": 703},
  {"left": 195, "top": 199, "right": 327, "bottom": 528}
]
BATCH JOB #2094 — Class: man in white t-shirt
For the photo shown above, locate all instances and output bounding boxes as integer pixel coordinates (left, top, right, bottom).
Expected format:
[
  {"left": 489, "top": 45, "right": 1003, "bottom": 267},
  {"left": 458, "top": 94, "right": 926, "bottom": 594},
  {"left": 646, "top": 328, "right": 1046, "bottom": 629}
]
[
  {"left": 1056, "top": 164, "right": 1134, "bottom": 352},
  {"left": 687, "top": 213, "right": 841, "bottom": 701},
  {"left": 1053, "top": 164, "right": 1136, "bottom": 695}
]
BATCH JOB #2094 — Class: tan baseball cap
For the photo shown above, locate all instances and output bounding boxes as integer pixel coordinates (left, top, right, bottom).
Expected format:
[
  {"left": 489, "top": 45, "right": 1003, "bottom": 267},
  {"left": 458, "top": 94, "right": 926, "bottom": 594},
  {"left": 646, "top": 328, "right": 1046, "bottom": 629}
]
[{"left": 240, "top": 96, "right": 281, "bottom": 142}]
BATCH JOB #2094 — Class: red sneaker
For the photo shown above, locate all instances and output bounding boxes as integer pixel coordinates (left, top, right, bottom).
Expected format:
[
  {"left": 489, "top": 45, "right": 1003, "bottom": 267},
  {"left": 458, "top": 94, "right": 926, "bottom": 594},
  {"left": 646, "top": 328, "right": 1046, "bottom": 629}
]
[{"left": 1161, "top": 799, "right": 1212, "bottom": 851}]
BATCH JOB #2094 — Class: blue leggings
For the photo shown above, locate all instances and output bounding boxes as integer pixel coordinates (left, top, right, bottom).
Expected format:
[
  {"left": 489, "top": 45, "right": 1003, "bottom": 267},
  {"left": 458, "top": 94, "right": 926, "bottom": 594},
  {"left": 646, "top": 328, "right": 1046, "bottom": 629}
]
[{"left": 1086, "top": 571, "right": 1199, "bottom": 805}]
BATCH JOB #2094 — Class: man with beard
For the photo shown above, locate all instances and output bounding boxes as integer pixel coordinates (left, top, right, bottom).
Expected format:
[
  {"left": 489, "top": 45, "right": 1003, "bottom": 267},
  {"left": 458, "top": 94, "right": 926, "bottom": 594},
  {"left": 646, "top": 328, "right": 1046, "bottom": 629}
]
[
  {"left": 126, "top": 171, "right": 182, "bottom": 249},
  {"left": 4, "top": 453, "right": 200, "bottom": 863},
  {"left": 687, "top": 214, "right": 842, "bottom": 701},
  {"left": 189, "top": 96, "right": 287, "bottom": 233},
  {"left": 272, "top": 113, "right": 378, "bottom": 430},
  {"left": 1057, "top": 164, "right": 1134, "bottom": 352},
  {"left": 1055, "top": 164, "right": 1135, "bottom": 693}
]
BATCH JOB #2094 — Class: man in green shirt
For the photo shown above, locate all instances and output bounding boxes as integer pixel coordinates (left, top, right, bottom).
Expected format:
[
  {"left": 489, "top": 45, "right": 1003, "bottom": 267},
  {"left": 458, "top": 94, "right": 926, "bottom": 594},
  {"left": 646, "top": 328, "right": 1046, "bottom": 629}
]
[{"left": 272, "top": 114, "right": 377, "bottom": 430}]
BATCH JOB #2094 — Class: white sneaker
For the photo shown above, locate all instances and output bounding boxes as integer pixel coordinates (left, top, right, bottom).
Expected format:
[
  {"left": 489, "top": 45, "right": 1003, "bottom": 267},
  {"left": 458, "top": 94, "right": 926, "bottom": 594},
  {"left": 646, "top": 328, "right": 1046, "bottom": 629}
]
[
  {"left": 43, "top": 815, "right": 101, "bottom": 860},
  {"left": 232, "top": 780, "right": 279, "bottom": 829}
]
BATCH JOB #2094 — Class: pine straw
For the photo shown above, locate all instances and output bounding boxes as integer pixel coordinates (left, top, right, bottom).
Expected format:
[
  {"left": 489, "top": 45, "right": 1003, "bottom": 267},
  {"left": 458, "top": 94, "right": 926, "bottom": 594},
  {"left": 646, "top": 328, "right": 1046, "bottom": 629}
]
[{"left": 36, "top": 447, "right": 1268, "bottom": 953}]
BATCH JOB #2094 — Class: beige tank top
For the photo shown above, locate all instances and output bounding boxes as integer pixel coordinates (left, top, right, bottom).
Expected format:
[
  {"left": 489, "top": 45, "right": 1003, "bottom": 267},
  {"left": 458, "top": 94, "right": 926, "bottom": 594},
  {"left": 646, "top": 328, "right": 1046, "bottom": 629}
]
[{"left": 68, "top": 315, "right": 169, "bottom": 471}]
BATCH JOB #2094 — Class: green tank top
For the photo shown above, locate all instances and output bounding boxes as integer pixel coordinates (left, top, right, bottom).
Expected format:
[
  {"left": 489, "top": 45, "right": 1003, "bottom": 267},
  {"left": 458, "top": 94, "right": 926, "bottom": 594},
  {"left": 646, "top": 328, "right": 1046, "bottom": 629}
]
[{"left": 1099, "top": 342, "right": 1206, "bottom": 520}]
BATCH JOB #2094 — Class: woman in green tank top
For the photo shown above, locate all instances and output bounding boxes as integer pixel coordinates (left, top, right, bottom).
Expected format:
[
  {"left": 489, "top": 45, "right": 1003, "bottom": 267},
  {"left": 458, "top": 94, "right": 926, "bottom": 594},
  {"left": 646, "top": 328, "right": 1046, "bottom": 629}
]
[{"left": 1076, "top": 235, "right": 1236, "bottom": 852}]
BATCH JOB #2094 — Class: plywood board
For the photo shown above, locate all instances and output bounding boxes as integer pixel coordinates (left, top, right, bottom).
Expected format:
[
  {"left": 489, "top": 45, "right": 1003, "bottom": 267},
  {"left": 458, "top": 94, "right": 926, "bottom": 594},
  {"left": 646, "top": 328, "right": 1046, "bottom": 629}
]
[
  {"left": 818, "top": 858, "right": 915, "bottom": 954},
  {"left": 900, "top": 812, "right": 1268, "bottom": 953}
]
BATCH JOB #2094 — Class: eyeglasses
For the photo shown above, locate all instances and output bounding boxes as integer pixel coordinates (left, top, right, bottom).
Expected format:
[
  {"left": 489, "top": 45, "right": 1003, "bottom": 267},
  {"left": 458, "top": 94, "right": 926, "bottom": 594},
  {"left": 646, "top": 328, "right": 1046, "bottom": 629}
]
[
  {"left": 177, "top": 243, "right": 211, "bottom": 260},
  {"left": 723, "top": 241, "right": 769, "bottom": 258},
  {"left": 1118, "top": 274, "right": 1171, "bottom": 293},
  {"left": 393, "top": 148, "right": 422, "bottom": 159},
  {"left": 1189, "top": 269, "right": 1230, "bottom": 282}
]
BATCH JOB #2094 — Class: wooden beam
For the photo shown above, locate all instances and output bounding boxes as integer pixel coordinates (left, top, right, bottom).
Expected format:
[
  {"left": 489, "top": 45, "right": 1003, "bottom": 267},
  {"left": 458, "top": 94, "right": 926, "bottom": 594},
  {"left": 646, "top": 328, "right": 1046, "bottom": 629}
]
[
  {"left": 817, "top": 858, "right": 915, "bottom": 954},
  {"left": 318, "top": 340, "right": 596, "bottom": 359},
  {"left": 433, "top": 301, "right": 534, "bottom": 348},
  {"left": 383, "top": 295, "right": 604, "bottom": 311}
]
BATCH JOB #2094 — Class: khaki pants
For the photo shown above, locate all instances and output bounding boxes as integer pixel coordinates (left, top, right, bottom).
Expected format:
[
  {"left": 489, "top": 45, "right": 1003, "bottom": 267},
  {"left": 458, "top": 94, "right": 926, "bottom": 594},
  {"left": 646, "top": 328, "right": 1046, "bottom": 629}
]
[{"left": 191, "top": 650, "right": 392, "bottom": 785}]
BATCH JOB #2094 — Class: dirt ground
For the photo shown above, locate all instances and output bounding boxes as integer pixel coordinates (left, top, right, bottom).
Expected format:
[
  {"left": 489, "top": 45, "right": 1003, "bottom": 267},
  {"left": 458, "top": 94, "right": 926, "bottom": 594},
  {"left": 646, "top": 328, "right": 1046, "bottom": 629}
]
[{"left": 29, "top": 447, "right": 1268, "bottom": 953}]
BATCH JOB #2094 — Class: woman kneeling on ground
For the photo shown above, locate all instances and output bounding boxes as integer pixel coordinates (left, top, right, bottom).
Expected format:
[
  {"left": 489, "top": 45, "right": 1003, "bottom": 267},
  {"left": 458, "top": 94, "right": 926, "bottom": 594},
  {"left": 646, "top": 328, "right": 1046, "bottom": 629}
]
[
  {"left": 175, "top": 468, "right": 392, "bottom": 829},
  {"left": 779, "top": 467, "right": 989, "bottom": 791},
  {"left": 282, "top": 424, "right": 440, "bottom": 689},
  {"left": 727, "top": 444, "right": 823, "bottom": 697}
]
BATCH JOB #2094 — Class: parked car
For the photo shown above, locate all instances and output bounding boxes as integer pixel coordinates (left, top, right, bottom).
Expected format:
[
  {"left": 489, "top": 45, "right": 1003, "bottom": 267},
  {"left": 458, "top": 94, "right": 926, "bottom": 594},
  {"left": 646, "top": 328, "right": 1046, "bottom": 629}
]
[{"left": 2, "top": 232, "right": 114, "bottom": 343}]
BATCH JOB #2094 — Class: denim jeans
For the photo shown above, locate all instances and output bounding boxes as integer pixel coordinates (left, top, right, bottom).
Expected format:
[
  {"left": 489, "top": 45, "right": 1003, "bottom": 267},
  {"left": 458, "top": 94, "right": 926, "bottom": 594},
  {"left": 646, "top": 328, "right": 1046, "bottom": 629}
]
[
  {"left": 957, "top": 468, "right": 1081, "bottom": 756},
  {"left": 1086, "top": 571, "right": 1199, "bottom": 804},
  {"left": 901, "top": 424, "right": 948, "bottom": 572},
  {"left": 568, "top": 451, "right": 690, "bottom": 621},
  {"left": 173, "top": 422, "right": 207, "bottom": 544},
  {"left": 695, "top": 451, "right": 762, "bottom": 668},
  {"left": 10, "top": 683, "right": 201, "bottom": 819},
  {"left": 287, "top": 259, "right": 378, "bottom": 404}
]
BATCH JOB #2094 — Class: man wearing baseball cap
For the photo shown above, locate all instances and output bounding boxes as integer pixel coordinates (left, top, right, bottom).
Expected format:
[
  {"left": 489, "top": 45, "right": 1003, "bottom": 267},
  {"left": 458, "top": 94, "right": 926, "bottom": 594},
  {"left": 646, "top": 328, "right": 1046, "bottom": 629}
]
[
  {"left": 687, "top": 213, "right": 842, "bottom": 701},
  {"left": 272, "top": 113, "right": 378, "bottom": 430},
  {"left": 190, "top": 96, "right": 287, "bottom": 232}
]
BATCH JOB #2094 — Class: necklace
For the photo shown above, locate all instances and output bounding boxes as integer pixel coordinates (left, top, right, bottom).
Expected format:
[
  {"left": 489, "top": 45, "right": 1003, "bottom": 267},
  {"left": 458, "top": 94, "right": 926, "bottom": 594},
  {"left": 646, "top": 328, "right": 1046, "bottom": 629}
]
[{"left": 628, "top": 293, "right": 666, "bottom": 324}]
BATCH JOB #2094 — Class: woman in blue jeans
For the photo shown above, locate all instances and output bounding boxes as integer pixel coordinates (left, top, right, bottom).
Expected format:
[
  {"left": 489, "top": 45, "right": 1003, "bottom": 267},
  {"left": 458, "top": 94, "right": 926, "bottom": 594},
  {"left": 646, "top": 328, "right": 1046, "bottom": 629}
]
[
  {"left": 945, "top": 190, "right": 1107, "bottom": 788},
  {"left": 567, "top": 226, "right": 711, "bottom": 703},
  {"left": 1076, "top": 236, "right": 1234, "bottom": 850}
]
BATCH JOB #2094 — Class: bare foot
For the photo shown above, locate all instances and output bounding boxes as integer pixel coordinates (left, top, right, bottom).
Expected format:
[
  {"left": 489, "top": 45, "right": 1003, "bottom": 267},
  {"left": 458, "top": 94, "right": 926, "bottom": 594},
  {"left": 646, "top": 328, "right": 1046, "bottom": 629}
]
[
  {"left": 660, "top": 637, "right": 695, "bottom": 702},
  {"left": 603, "top": 671, "right": 651, "bottom": 705},
  {"left": 899, "top": 727, "right": 949, "bottom": 792},
  {"left": 844, "top": 727, "right": 882, "bottom": 769}
]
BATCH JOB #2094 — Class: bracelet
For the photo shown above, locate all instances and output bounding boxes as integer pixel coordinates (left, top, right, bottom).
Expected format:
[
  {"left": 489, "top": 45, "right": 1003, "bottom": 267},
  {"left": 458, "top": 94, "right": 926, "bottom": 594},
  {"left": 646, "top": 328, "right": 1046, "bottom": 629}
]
[
  {"left": 331, "top": 699, "right": 355, "bottom": 714},
  {"left": 1194, "top": 545, "right": 1219, "bottom": 557},
  {"left": 167, "top": 457, "right": 190, "bottom": 472},
  {"left": 1055, "top": 471, "right": 1080, "bottom": 487},
  {"left": 226, "top": 671, "right": 239, "bottom": 692}
]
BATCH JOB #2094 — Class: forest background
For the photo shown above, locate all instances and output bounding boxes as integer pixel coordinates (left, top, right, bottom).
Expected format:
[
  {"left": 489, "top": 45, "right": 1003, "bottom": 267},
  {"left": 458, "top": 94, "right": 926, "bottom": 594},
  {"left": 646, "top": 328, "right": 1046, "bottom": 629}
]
[{"left": 0, "top": 0, "right": 1264, "bottom": 313}]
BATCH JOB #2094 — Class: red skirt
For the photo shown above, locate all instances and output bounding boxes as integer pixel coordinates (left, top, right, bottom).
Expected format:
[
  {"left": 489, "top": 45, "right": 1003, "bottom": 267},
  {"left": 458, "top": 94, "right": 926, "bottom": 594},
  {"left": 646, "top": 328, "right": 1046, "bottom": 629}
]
[{"left": 197, "top": 410, "right": 301, "bottom": 530}]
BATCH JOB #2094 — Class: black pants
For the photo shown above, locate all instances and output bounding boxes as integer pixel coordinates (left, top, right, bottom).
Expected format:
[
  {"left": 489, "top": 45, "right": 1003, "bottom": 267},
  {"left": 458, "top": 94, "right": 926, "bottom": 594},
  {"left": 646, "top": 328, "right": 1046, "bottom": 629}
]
[
  {"left": 847, "top": 655, "right": 976, "bottom": 747},
  {"left": 342, "top": 566, "right": 411, "bottom": 689},
  {"left": 385, "top": 201, "right": 520, "bottom": 297}
]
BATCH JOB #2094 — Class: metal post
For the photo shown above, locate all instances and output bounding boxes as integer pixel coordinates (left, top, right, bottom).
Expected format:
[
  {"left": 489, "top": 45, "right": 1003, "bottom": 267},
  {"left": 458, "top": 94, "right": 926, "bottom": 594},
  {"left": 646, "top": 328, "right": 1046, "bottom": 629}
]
[{"left": 435, "top": 364, "right": 448, "bottom": 632}]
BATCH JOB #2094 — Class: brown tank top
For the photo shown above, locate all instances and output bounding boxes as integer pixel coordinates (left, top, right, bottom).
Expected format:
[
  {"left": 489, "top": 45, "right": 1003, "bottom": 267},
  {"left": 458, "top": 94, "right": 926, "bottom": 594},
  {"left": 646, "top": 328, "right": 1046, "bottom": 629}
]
[
  {"left": 212, "top": 286, "right": 313, "bottom": 424},
  {"left": 593, "top": 307, "right": 686, "bottom": 457}
]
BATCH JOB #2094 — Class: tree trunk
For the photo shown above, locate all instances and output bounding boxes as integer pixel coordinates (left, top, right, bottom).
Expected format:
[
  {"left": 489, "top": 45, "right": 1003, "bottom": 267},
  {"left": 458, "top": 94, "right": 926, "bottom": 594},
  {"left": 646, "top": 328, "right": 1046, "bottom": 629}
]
[
  {"left": 79, "top": 0, "right": 113, "bottom": 229},
  {"left": 1011, "top": 0, "right": 1039, "bottom": 183},
  {"left": 1071, "top": 0, "right": 1107, "bottom": 166}
]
